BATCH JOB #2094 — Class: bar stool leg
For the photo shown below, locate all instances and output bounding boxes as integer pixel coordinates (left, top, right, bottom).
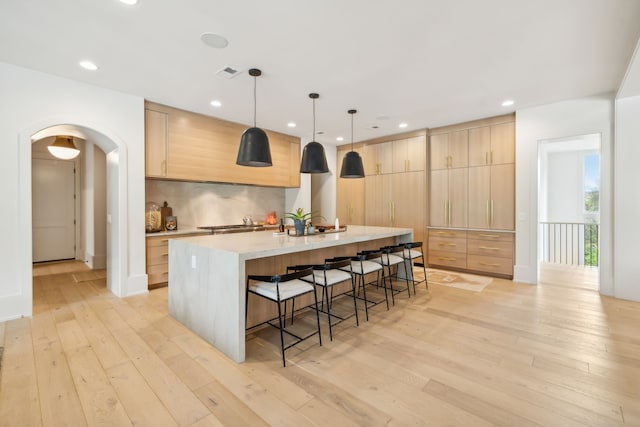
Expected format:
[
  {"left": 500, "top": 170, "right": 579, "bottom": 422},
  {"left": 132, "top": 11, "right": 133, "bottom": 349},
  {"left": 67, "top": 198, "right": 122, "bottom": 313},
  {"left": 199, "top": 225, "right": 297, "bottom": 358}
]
[{"left": 276, "top": 300, "right": 286, "bottom": 367}]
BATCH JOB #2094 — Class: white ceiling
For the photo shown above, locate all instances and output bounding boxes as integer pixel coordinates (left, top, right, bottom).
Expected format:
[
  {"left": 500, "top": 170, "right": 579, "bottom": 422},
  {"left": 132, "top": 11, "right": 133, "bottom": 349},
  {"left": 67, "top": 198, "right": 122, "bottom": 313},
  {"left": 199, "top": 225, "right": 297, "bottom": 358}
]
[{"left": 2, "top": 0, "right": 640, "bottom": 144}]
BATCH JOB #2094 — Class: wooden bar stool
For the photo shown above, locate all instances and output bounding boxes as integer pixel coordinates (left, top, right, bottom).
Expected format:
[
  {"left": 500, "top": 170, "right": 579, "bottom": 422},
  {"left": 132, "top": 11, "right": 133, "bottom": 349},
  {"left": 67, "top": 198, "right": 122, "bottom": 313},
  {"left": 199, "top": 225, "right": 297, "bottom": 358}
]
[{"left": 245, "top": 267, "right": 321, "bottom": 367}]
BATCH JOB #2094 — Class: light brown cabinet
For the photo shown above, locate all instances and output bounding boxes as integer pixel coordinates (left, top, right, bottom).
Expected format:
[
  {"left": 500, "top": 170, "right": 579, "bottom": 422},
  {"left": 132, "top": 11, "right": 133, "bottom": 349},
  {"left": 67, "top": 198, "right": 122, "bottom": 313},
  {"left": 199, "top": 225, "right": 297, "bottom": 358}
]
[
  {"left": 364, "top": 142, "right": 393, "bottom": 175},
  {"left": 430, "top": 130, "right": 468, "bottom": 170},
  {"left": 145, "top": 108, "right": 168, "bottom": 177},
  {"left": 468, "top": 164, "right": 515, "bottom": 230},
  {"left": 145, "top": 101, "right": 300, "bottom": 187},
  {"left": 364, "top": 171, "right": 425, "bottom": 246},
  {"left": 428, "top": 114, "right": 515, "bottom": 278},
  {"left": 336, "top": 146, "right": 365, "bottom": 225},
  {"left": 430, "top": 168, "right": 468, "bottom": 228},
  {"left": 468, "top": 122, "right": 515, "bottom": 167},
  {"left": 392, "top": 135, "right": 426, "bottom": 172},
  {"left": 146, "top": 232, "right": 208, "bottom": 288}
]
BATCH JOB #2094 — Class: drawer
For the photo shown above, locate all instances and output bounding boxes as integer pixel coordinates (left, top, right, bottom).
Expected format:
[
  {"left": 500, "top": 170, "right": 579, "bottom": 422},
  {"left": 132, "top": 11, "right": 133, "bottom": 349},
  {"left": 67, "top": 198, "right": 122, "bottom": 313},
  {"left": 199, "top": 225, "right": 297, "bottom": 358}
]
[
  {"left": 429, "top": 229, "right": 467, "bottom": 239},
  {"left": 429, "top": 236, "right": 467, "bottom": 254},
  {"left": 148, "top": 271, "right": 168, "bottom": 286},
  {"left": 467, "top": 239, "right": 514, "bottom": 258},
  {"left": 146, "top": 237, "right": 170, "bottom": 248},
  {"left": 146, "top": 245, "right": 169, "bottom": 265},
  {"left": 467, "top": 255, "right": 513, "bottom": 276},
  {"left": 467, "top": 231, "right": 514, "bottom": 243},
  {"left": 428, "top": 250, "right": 467, "bottom": 269}
]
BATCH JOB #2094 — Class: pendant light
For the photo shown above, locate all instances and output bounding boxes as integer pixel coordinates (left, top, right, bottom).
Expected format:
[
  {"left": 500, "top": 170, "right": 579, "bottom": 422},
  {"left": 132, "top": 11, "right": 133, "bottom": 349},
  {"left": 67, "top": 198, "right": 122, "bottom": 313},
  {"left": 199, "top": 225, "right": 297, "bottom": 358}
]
[
  {"left": 48, "top": 135, "right": 80, "bottom": 160},
  {"left": 339, "top": 109, "right": 365, "bottom": 178},
  {"left": 236, "top": 68, "right": 272, "bottom": 167},
  {"left": 300, "top": 93, "right": 329, "bottom": 173}
]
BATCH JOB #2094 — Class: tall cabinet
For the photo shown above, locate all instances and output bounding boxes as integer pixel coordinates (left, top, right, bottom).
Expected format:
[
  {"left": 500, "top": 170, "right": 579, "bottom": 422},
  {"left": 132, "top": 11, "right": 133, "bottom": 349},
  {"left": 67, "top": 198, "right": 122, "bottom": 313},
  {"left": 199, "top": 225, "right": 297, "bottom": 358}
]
[
  {"left": 338, "top": 132, "right": 427, "bottom": 248},
  {"left": 427, "top": 115, "right": 515, "bottom": 278}
]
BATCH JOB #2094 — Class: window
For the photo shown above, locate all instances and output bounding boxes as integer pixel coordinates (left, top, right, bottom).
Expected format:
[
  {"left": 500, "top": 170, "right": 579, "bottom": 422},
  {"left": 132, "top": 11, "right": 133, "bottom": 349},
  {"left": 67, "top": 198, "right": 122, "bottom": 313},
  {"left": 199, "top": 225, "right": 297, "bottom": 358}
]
[{"left": 583, "top": 152, "right": 599, "bottom": 216}]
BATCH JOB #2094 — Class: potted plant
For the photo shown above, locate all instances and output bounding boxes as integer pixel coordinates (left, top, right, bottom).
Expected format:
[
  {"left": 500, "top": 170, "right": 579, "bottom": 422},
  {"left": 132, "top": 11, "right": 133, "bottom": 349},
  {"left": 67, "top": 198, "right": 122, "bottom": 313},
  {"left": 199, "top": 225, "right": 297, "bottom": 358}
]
[{"left": 285, "top": 208, "right": 323, "bottom": 235}]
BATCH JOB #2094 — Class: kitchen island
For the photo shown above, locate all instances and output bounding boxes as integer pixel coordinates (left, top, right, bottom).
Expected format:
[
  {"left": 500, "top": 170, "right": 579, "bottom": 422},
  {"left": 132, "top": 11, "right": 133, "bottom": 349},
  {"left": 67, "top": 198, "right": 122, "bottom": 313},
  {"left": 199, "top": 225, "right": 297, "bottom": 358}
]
[{"left": 168, "top": 225, "right": 413, "bottom": 362}]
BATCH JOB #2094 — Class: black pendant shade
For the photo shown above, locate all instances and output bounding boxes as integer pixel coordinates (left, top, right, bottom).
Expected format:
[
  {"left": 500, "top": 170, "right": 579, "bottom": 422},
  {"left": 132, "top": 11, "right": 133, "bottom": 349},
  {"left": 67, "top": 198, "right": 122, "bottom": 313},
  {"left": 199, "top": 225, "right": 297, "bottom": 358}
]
[
  {"left": 237, "top": 127, "right": 272, "bottom": 167},
  {"left": 237, "top": 68, "right": 272, "bottom": 167},
  {"left": 339, "top": 109, "right": 365, "bottom": 178},
  {"left": 300, "top": 93, "right": 329, "bottom": 173}
]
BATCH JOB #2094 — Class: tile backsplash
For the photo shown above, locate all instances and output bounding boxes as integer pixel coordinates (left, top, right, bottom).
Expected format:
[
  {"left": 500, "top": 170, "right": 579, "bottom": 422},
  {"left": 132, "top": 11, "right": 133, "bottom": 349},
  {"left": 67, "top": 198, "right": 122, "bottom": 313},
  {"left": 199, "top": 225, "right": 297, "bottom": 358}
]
[{"left": 145, "top": 180, "right": 285, "bottom": 227}]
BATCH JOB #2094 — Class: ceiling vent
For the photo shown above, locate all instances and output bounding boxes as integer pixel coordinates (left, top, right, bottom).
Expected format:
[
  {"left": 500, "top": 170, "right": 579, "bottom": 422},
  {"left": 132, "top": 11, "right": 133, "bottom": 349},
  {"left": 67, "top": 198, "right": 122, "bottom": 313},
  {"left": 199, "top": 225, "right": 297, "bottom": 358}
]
[{"left": 216, "top": 66, "right": 242, "bottom": 79}]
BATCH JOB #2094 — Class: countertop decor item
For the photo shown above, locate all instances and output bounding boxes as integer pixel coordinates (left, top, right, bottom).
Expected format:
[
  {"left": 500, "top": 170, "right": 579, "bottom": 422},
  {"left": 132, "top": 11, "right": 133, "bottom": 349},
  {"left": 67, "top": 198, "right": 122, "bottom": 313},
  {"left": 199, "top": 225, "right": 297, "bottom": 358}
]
[
  {"left": 145, "top": 201, "right": 162, "bottom": 232},
  {"left": 236, "top": 68, "right": 272, "bottom": 167},
  {"left": 300, "top": 93, "right": 329, "bottom": 173},
  {"left": 339, "top": 109, "right": 365, "bottom": 178}
]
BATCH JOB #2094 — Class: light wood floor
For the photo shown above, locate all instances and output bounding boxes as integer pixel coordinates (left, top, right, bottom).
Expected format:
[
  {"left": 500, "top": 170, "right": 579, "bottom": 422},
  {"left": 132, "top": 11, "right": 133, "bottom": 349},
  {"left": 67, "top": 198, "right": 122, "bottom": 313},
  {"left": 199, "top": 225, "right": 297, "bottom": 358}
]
[{"left": 1, "top": 261, "right": 639, "bottom": 426}]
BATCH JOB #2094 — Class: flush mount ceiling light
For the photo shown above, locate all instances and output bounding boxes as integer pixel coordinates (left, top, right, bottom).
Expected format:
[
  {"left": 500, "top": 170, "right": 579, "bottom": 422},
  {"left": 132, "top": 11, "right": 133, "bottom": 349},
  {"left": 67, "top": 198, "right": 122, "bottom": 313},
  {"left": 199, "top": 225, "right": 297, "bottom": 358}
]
[
  {"left": 399, "top": 122, "right": 408, "bottom": 128},
  {"left": 340, "top": 109, "right": 365, "bottom": 179},
  {"left": 210, "top": 100, "right": 222, "bottom": 107},
  {"left": 201, "top": 32, "right": 229, "bottom": 49},
  {"left": 48, "top": 135, "right": 80, "bottom": 160},
  {"left": 300, "top": 93, "right": 329, "bottom": 174},
  {"left": 502, "top": 99, "right": 515, "bottom": 107},
  {"left": 119, "top": 0, "right": 138, "bottom": 5},
  {"left": 236, "top": 68, "right": 272, "bottom": 167}
]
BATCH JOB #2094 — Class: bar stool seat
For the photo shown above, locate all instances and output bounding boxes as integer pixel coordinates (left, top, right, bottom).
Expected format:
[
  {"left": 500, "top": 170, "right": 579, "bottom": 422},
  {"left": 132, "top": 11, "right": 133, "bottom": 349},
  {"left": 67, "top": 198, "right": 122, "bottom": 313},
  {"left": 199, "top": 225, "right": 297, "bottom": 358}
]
[
  {"left": 338, "top": 251, "right": 387, "bottom": 321},
  {"left": 293, "top": 258, "right": 359, "bottom": 341},
  {"left": 246, "top": 267, "right": 321, "bottom": 367},
  {"left": 373, "top": 245, "right": 412, "bottom": 303}
]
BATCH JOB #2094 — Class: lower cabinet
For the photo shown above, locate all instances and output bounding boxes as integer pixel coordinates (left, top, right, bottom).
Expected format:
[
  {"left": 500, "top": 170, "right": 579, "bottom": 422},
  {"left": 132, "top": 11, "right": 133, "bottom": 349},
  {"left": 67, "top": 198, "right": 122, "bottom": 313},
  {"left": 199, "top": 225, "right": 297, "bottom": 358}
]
[
  {"left": 428, "top": 228, "right": 514, "bottom": 278},
  {"left": 146, "top": 233, "right": 206, "bottom": 288}
]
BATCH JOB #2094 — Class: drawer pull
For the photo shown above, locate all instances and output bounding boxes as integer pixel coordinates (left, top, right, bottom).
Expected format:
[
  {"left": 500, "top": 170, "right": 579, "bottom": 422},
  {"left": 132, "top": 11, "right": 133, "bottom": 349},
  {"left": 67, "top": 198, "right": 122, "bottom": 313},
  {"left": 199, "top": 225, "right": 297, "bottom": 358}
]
[
  {"left": 438, "top": 257, "right": 457, "bottom": 261},
  {"left": 479, "top": 262, "right": 501, "bottom": 267},
  {"left": 478, "top": 234, "right": 500, "bottom": 238},
  {"left": 438, "top": 243, "right": 457, "bottom": 247},
  {"left": 478, "top": 246, "right": 499, "bottom": 251},
  {"left": 162, "top": 253, "right": 168, "bottom": 257}
]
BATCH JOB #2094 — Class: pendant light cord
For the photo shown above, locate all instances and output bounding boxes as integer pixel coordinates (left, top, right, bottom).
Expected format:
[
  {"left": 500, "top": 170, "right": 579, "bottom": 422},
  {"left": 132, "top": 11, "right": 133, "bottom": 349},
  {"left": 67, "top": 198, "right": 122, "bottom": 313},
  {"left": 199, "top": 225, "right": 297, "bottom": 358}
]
[
  {"left": 312, "top": 97, "right": 316, "bottom": 140},
  {"left": 253, "top": 75, "right": 257, "bottom": 127},
  {"left": 350, "top": 112, "right": 354, "bottom": 151}
]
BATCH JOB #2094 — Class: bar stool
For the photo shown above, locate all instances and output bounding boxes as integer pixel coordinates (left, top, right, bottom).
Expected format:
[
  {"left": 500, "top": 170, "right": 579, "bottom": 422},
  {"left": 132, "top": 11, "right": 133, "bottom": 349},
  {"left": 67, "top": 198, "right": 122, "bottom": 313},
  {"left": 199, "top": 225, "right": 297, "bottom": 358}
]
[
  {"left": 374, "top": 244, "right": 412, "bottom": 305},
  {"left": 245, "top": 267, "right": 321, "bottom": 367},
  {"left": 400, "top": 242, "right": 428, "bottom": 293},
  {"left": 338, "top": 250, "right": 387, "bottom": 321},
  {"left": 291, "top": 258, "right": 359, "bottom": 341}
]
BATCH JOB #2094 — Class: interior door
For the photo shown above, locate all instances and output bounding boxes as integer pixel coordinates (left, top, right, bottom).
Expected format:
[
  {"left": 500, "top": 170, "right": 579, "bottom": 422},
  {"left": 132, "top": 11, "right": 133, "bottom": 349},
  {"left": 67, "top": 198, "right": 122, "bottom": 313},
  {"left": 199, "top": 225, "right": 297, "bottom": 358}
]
[{"left": 32, "top": 158, "right": 76, "bottom": 262}]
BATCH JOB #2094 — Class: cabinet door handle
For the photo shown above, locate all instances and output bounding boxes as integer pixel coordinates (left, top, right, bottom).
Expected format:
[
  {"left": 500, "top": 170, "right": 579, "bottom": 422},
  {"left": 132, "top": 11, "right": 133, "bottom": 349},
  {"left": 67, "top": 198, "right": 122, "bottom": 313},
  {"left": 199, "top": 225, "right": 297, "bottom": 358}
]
[
  {"left": 486, "top": 200, "right": 490, "bottom": 226},
  {"left": 161, "top": 160, "right": 167, "bottom": 176},
  {"left": 485, "top": 152, "right": 489, "bottom": 165},
  {"left": 448, "top": 200, "right": 452, "bottom": 225},
  {"left": 491, "top": 199, "right": 495, "bottom": 225},
  {"left": 490, "top": 151, "right": 494, "bottom": 164}
]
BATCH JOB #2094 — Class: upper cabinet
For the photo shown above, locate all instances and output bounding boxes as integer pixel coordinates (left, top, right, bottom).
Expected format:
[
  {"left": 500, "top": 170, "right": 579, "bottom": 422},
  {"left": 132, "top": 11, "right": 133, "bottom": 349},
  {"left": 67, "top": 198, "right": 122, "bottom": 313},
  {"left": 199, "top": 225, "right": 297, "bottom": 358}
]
[
  {"left": 430, "top": 130, "right": 468, "bottom": 170},
  {"left": 392, "top": 135, "right": 426, "bottom": 172},
  {"left": 468, "top": 122, "right": 515, "bottom": 167},
  {"left": 144, "top": 108, "right": 168, "bottom": 178},
  {"left": 364, "top": 142, "right": 393, "bottom": 175},
  {"left": 144, "top": 101, "right": 300, "bottom": 188}
]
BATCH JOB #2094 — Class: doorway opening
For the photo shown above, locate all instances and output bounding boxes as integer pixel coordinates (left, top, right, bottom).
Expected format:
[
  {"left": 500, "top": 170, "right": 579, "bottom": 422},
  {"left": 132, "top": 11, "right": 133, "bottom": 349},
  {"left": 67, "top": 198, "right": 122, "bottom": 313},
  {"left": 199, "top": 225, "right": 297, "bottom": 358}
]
[{"left": 537, "top": 133, "right": 600, "bottom": 290}]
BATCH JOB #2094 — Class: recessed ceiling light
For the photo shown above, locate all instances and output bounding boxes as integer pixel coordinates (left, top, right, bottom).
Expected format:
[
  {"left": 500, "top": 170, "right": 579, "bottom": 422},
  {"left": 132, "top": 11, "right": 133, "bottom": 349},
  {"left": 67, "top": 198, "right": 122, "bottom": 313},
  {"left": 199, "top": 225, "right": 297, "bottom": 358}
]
[
  {"left": 120, "top": 0, "right": 138, "bottom": 5},
  {"left": 399, "top": 122, "right": 408, "bottom": 128},
  {"left": 287, "top": 122, "right": 296, "bottom": 128},
  {"left": 201, "top": 33, "right": 229, "bottom": 49},
  {"left": 210, "top": 100, "right": 222, "bottom": 107},
  {"left": 502, "top": 99, "right": 514, "bottom": 107},
  {"left": 336, "top": 136, "right": 344, "bottom": 142},
  {"left": 79, "top": 60, "right": 98, "bottom": 71}
]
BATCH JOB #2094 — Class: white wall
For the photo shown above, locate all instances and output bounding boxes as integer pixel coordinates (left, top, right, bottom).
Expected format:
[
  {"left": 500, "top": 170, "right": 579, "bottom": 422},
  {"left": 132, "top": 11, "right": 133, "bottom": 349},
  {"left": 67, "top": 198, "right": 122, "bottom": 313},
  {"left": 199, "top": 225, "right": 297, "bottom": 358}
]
[
  {"left": 514, "top": 94, "right": 614, "bottom": 296},
  {"left": 0, "top": 62, "right": 147, "bottom": 321},
  {"left": 613, "top": 95, "right": 640, "bottom": 301}
]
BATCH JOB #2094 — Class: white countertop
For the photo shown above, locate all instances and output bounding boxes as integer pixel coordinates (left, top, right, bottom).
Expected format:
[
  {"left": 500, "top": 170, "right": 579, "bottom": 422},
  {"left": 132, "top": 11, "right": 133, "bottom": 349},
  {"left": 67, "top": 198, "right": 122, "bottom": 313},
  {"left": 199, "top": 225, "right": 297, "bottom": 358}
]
[
  {"left": 173, "top": 225, "right": 413, "bottom": 260},
  {"left": 146, "top": 227, "right": 210, "bottom": 237}
]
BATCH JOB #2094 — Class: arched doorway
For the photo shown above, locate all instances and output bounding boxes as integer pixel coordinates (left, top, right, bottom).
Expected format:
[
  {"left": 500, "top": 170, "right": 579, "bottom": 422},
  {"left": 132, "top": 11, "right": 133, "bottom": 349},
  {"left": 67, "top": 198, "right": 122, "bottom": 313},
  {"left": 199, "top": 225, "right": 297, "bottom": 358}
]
[{"left": 18, "top": 122, "right": 130, "bottom": 305}]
